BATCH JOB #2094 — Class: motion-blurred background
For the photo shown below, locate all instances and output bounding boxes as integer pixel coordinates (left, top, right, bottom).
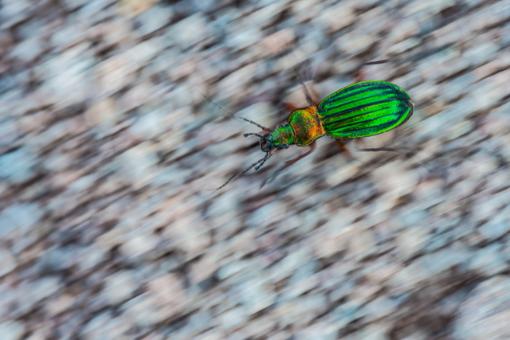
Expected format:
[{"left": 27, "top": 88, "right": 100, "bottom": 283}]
[{"left": 1, "top": 0, "right": 510, "bottom": 339}]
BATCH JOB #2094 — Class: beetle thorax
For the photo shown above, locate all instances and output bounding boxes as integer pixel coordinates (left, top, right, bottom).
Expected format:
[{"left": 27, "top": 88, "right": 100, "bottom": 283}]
[
  {"left": 288, "top": 106, "right": 325, "bottom": 146},
  {"left": 269, "top": 124, "right": 295, "bottom": 148}
]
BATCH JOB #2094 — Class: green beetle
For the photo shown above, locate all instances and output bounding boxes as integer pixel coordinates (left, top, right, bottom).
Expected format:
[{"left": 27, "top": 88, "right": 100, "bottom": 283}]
[{"left": 219, "top": 80, "right": 413, "bottom": 189}]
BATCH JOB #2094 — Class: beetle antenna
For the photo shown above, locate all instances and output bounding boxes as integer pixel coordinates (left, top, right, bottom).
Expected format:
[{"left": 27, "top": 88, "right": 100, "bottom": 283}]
[
  {"left": 238, "top": 117, "right": 271, "bottom": 132},
  {"left": 243, "top": 133, "right": 265, "bottom": 139},
  {"left": 197, "top": 93, "right": 272, "bottom": 132},
  {"left": 217, "top": 152, "right": 271, "bottom": 190}
]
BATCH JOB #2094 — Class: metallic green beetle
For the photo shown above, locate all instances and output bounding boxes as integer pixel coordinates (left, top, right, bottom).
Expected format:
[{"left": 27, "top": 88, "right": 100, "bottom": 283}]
[{"left": 219, "top": 80, "right": 413, "bottom": 189}]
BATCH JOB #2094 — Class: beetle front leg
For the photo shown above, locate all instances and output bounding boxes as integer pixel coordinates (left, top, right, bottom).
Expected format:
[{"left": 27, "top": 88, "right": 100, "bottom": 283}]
[{"left": 261, "top": 143, "right": 316, "bottom": 187}]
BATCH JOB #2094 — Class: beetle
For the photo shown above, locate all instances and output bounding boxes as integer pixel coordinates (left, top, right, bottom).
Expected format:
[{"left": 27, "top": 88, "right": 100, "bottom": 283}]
[{"left": 218, "top": 75, "right": 413, "bottom": 190}]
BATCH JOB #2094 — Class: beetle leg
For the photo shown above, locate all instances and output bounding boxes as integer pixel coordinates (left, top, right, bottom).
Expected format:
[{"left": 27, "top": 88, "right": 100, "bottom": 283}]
[
  {"left": 283, "top": 101, "right": 299, "bottom": 112},
  {"left": 301, "top": 81, "right": 321, "bottom": 106},
  {"left": 295, "top": 59, "right": 320, "bottom": 105},
  {"left": 285, "top": 142, "right": 316, "bottom": 166},
  {"left": 354, "top": 69, "right": 365, "bottom": 82},
  {"left": 335, "top": 139, "right": 353, "bottom": 159},
  {"left": 261, "top": 143, "right": 316, "bottom": 187},
  {"left": 355, "top": 59, "right": 390, "bottom": 82}
]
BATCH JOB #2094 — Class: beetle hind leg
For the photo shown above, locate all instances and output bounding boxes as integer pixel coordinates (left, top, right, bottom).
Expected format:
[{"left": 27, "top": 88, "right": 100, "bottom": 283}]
[
  {"left": 334, "top": 139, "right": 354, "bottom": 160},
  {"left": 355, "top": 59, "right": 390, "bottom": 82}
]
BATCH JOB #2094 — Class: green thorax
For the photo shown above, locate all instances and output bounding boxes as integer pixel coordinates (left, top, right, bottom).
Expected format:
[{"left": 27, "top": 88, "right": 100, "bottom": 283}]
[
  {"left": 269, "top": 106, "right": 326, "bottom": 147},
  {"left": 269, "top": 124, "right": 295, "bottom": 147}
]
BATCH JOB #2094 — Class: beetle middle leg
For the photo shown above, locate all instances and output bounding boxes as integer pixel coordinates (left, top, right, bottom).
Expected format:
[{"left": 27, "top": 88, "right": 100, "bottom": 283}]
[
  {"left": 355, "top": 59, "right": 390, "bottom": 82},
  {"left": 334, "top": 139, "right": 354, "bottom": 160},
  {"left": 301, "top": 80, "right": 321, "bottom": 106},
  {"left": 294, "top": 59, "right": 321, "bottom": 106}
]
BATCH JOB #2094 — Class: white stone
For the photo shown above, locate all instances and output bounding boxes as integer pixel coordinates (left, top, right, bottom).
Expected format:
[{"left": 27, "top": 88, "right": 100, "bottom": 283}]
[
  {"left": 81, "top": 311, "right": 130, "bottom": 340},
  {"left": 170, "top": 14, "right": 207, "bottom": 48},
  {"left": 103, "top": 271, "right": 138, "bottom": 304},
  {"left": 147, "top": 274, "right": 187, "bottom": 310},
  {"left": 25, "top": 277, "right": 61, "bottom": 305},
  {"left": 317, "top": 3, "right": 355, "bottom": 32},
  {"left": 295, "top": 321, "right": 339, "bottom": 340},
  {"left": 469, "top": 245, "right": 507, "bottom": 276},
  {"left": 219, "top": 307, "right": 247, "bottom": 330},
  {"left": 454, "top": 276, "right": 510, "bottom": 339},
  {"left": 371, "top": 160, "right": 419, "bottom": 198},
  {"left": 396, "top": 226, "right": 429, "bottom": 259},
  {"left": 0, "top": 321, "right": 25, "bottom": 340},
  {"left": 0, "top": 247, "right": 16, "bottom": 276},
  {"left": 44, "top": 45, "right": 94, "bottom": 104},
  {"left": 120, "top": 232, "right": 159, "bottom": 259},
  {"left": 243, "top": 281, "right": 274, "bottom": 315},
  {"left": 1, "top": 204, "right": 42, "bottom": 243},
  {"left": 96, "top": 52, "right": 136, "bottom": 95},
  {"left": 0, "top": 148, "right": 36, "bottom": 183}
]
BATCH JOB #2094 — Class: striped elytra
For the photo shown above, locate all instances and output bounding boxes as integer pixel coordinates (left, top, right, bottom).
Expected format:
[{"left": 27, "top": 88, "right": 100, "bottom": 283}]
[{"left": 318, "top": 80, "right": 413, "bottom": 139}]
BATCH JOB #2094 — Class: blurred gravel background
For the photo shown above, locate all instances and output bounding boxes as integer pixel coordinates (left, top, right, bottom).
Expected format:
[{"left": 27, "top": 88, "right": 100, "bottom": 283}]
[{"left": 1, "top": 0, "right": 510, "bottom": 339}]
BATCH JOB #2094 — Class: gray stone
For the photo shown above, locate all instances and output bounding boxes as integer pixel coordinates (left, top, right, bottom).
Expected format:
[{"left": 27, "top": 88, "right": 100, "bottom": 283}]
[
  {"left": 103, "top": 271, "right": 139, "bottom": 304},
  {"left": 44, "top": 46, "right": 95, "bottom": 105},
  {"left": 0, "top": 148, "right": 36, "bottom": 183},
  {"left": 465, "top": 40, "right": 500, "bottom": 66},
  {"left": 135, "top": 5, "right": 173, "bottom": 36},
  {"left": 219, "top": 307, "right": 247, "bottom": 330},
  {"left": 246, "top": 201, "right": 287, "bottom": 227},
  {"left": 118, "top": 143, "right": 159, "bottom": 186},
  {"left": 295, "top": 321, "right": 339, "bottom": 340},
  {"left": 276, "top": 294, "right": 328, "bottom": 327},
  {"left": 364, "top": 296, "right": 398, "bottom": 321},
  {"left": 81, "top": 311, "right": 130, "bottom": 339},
  {"left": 238, "top": 278, "right": 275, "bottom": 315},
  {"left": 454, "top": 276, "right": 510, "bottom": 339},
  {"left": 0, "top": 247, "right": 16, "bottom": 276},
  {"left": 13, "top": 277, "right": 62, "bottom": 316},
  {"left": 0, "top": 203, "right": 42, "bottom": 238},
  {"left": 0, "top": 322, "right": 25, "bottom": 340},
  {"left": 350, "top": 323, "right": 389, "bottom": 340},
  {"left": 170, "top": 14, "right": 207, "bottom": 49},
  {"left": 123, "top": 293, "right": 164, "bottom": 326},
  {"left": 479, "top": 216, "right": 509, "bottom": 241},
  {"left": 131, "top": 109, "right": 168, "bottom": 139},
  {"left": 317, "top": 3, "right": 355, "bottom": 32},
  {"left": 331, "top": 300, "right": 364, "bottom": 329},
  {"left": 469, "top": 244, "right": 507, "bottom": 276},
  {"left": 51, "top": 23, "right": 85, "bottom": 48},
  {"left": 0, "top": 1, "right": 30, "bottom": 27},
  {"left": 187, "top": 309, "right": 213, "bottom": 334},
  {"left": 11, "top": 37, "right": 44, "bottom": 63},
  {"left": 418, "top": 248, "right": 472, "bottom": 276}
]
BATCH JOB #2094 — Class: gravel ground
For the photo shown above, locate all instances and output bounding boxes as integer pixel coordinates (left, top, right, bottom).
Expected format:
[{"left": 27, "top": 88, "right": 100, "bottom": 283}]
[{"left": 1, "top": 0, "right": 510, "bottom": 339}]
